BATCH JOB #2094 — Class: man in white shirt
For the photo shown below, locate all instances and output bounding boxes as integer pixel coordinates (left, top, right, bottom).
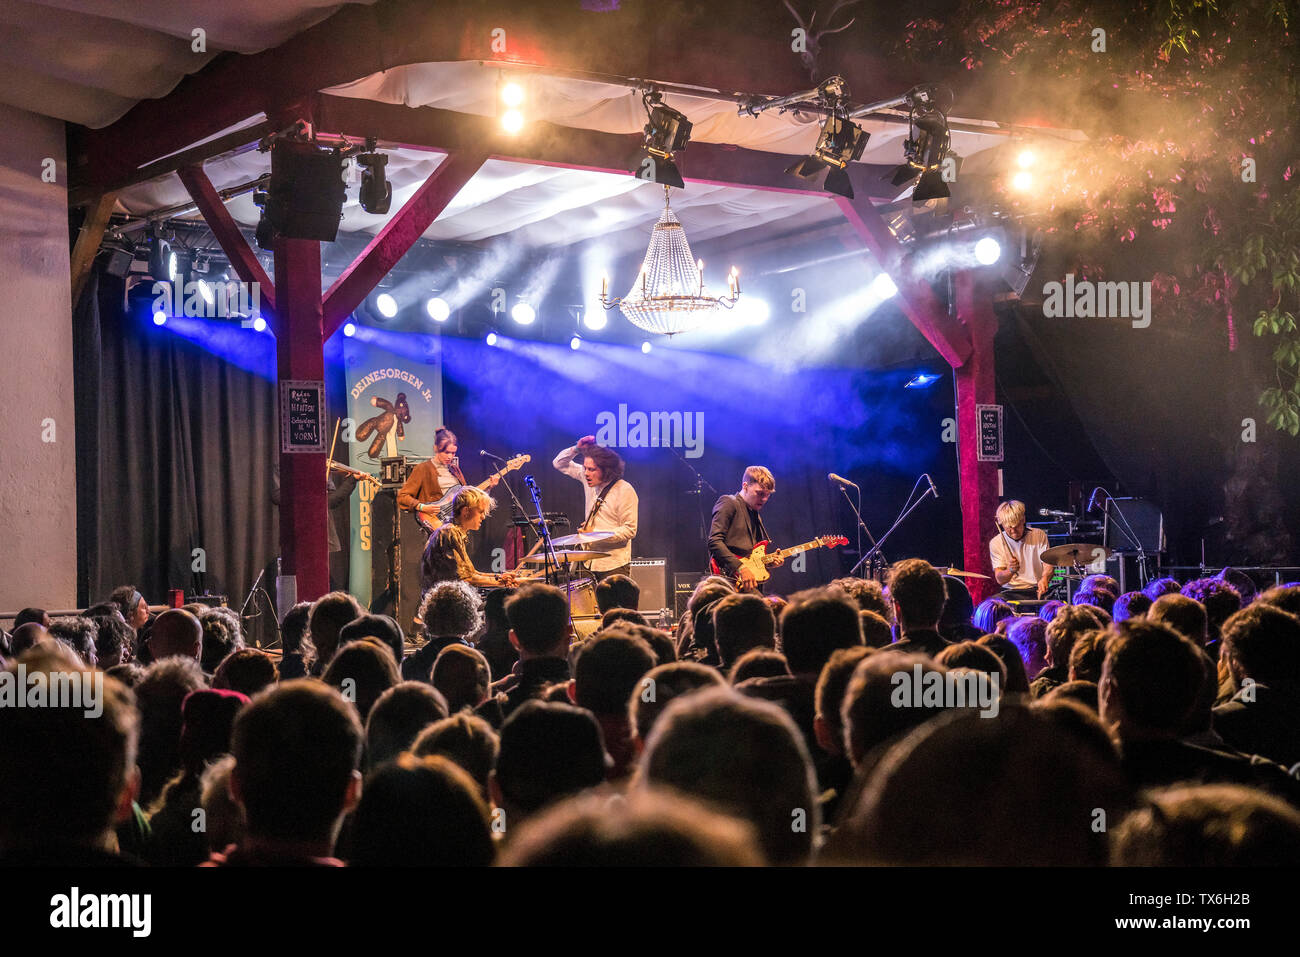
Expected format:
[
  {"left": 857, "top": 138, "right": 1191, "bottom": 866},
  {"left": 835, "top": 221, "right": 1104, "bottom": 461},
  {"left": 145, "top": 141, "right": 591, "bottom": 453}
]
[
  {"left": 552, "top": 436, "right": 639, "bottom": 579},
  {"left": 989, "top": 500, "right": 1054, "bottom": 599}
]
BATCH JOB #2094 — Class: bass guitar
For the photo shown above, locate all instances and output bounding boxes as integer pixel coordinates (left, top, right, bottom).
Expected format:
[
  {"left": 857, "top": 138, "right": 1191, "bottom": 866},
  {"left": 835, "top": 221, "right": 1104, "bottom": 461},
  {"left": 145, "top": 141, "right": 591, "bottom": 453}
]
[
  {"left": 710, "top": 534, "right": 849, "bottom": 589},
  {"left": 414, "top": 454, "right": 531, "bottom": 535}
]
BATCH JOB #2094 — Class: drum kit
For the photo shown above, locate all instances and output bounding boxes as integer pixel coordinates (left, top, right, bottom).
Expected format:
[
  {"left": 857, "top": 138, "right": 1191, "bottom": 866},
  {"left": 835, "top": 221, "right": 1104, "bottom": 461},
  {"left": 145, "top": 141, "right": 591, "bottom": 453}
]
[
  {"left": 517, "top": 529, "right": 616, "bottom": 621},
  {"left": 943, "top": 541, "right": 1115, "bottom": 603}
]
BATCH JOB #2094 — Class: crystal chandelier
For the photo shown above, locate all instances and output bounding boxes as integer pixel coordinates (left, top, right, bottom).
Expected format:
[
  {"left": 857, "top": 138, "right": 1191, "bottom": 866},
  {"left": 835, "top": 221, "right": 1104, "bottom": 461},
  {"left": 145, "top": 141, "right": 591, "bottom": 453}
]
[{"left": 599, "top": 186, "right": 740, "bottom": 336}]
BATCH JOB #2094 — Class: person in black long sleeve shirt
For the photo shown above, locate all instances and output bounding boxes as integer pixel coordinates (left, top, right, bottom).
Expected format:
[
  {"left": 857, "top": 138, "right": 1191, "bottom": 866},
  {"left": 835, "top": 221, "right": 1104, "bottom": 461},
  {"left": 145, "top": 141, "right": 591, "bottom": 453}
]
[{"left": 708, "top": 466, "right": 782, "bottom": 591}]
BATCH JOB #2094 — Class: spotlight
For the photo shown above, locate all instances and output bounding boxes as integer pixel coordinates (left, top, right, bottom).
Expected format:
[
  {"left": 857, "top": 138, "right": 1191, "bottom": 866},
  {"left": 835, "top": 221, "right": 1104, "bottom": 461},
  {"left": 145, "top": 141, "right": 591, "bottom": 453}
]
[
  {"left": 252, "top": 316, "right": 268, "bottom": 333},
  {"left": 356, "top": 150, "right": 392, "bottom": 215},
  {"left": 785, "top": 114, "right": 869, "bottom": 199},
  {"left": 974, "top": 237, "right": 1002, "bottom": 265},
  {"left": 887, "top": 103, "right": 956, "bottom": 203},
  {"left": 501, "top": 110, "right": 525, "bottom": 134},
  {"left": 426, "top": 296, "right": 450, "bottom": 322},
  {"left": 583, "top": 308, "right": 607, "bottom": 331},
  {"left": 152, "top": 310, "right": 168, "bottom": 326},
  {"left": 253, "top": 188, "right": 275, "bottom": 251},
  {"left": 641, "top": 340, "right": 652, "bottom": 354},
  {"left": 871, "top": 273, "right": 899, "bottom": 298},
  {"left": 148, "top": 229, "right": 172, "bottom": 281},
  {"left": 905, "top": 372, "right": 942, "bottom": 389},
  {"left": 511, "top": 301, "right": 536, "bottom": 325},
  {"left": 1017, "top": 149, "right": 1035, "bottom": 169},
  {"left": 633, "top": 91, "right": 692, "bottom": 188},
  {"left": 499, "top": 77, "right": 527, "bottom": 134},
  {"left": 735, "top": 297, "right": 770, "bottom": 326},
  {"left": 375, "top": 293, "right": 398, "bottom": 319},
  {"left": 501, "top": 82, "right": 525, "bottom": 108},
  {"left": 1011, "top": 170, "right": 1033, "bottom": 192},
  {"left": 485, "top": 331, "right": 499, "bottom": 346},
  {"left": 197, "top": 278, "right": 215, "bottom": 305},
  {"left": 570, "top": 334, "right": 582, "bottom": 350},
  {"left": 343, "top": 322, "right": 357, "bottom": 337}
]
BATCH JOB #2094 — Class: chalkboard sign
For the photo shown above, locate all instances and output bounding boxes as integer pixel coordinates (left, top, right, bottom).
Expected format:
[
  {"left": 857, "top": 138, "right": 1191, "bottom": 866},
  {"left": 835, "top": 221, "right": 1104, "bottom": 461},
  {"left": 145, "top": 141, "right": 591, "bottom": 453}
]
[
  {"left": 977, "top": 404, "right": 1003, "bottom": 462},
  {"left": 280, "top": 380, "right": 326, "bottom": 453}
]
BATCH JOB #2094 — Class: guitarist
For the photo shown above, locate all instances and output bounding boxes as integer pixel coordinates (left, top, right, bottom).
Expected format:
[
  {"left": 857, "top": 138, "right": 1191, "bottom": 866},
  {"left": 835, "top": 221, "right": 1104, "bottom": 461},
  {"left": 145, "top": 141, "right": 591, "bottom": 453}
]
[
  {"left": 398, "top": 428, "right": 499, "bottom": 522},
  {"left": 709, "top": 466, "right": 784, "bottom": 591}
]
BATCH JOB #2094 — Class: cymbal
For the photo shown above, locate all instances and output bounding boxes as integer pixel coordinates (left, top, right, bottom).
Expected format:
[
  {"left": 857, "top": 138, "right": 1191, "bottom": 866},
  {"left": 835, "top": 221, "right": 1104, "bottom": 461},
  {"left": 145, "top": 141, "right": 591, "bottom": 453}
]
[
  {"left": 1042, "top": 542, "right": 1113, "bottom": 566},
  {"left": 943, "top": 567, "right": 992, "bottom": 580},
  {"left": 550, "top": 530, "right": 615, "bottom": 547},
  {"left": 520, "top": 550, "right": 605, "bottom": 563}
]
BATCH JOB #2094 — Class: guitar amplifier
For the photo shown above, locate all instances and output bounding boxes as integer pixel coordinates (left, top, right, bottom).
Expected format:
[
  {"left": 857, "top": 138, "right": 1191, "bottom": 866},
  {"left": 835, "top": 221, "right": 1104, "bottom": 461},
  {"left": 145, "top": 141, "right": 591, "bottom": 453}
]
[
  {"left": 629, "top": 558, "right": 667, "bottom": 612},
  {"left": 379, "top": 455, "right": 413, "bottom": 489},
  {"left": 674, "top": 572, "right": 701, "bottom": 619},
  {"left": 369, "top": 489, "right": 428, "bottom": 636}
]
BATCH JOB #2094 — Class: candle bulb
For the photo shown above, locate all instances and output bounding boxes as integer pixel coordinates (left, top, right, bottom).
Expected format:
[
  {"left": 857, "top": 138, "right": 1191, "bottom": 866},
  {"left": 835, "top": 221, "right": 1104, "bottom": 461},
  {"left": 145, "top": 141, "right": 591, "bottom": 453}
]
[{"left": 601, "top": 274, "right": 608, "bottom": 299}]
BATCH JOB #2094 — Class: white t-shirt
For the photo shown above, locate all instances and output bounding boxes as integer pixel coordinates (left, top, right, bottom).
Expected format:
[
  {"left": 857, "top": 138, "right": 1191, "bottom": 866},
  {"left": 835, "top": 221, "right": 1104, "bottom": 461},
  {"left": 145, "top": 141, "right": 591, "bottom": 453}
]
[{"left": 989, "top": 526, "right": 1051, "bottom": 589}]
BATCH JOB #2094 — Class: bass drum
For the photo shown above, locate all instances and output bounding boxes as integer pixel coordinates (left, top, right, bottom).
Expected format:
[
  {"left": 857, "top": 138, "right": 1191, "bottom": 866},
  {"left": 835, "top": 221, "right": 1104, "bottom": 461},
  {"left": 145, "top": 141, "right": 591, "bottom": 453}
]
[{"left": 565, "top": 577, "right": 600, "bottom": 620}]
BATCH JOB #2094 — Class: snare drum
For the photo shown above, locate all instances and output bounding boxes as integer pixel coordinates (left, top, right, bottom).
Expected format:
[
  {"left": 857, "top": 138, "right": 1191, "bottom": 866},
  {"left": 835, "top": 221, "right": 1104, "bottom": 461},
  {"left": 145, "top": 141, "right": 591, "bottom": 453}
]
[{"left": 565, "top": 577, "right": 599, "bottom": 619}]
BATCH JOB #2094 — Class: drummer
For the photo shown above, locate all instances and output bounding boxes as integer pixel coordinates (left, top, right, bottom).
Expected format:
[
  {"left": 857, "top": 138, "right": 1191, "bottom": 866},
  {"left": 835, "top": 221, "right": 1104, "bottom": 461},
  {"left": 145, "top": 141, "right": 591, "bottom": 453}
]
[
  {"left": 420, "top": 486, "right": 522, "bottom": 595},
  {"left": 552, "top": 435, "right": 639, "bottom": 580},
  {"left": 989, "top": 500, "right": 1054, "bottom": 600}
]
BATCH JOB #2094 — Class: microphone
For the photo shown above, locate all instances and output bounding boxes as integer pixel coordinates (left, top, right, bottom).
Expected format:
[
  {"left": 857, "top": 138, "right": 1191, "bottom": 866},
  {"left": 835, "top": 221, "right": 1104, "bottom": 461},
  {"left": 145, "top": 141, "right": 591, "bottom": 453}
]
[
  {"left": 1039, "top": 508, "right": 1074, "bottom": 518},
  {"left": 828, "top": 472, "right": 859, "bottom": 490},
  {"left": 925, "top": 474, "right": 939, "bottom": 499},
  {"left": 480, "top": 449, "right": 505, "bottom": 461},
  {"left": 1086, "top": 487, "right": 1103, "bottom": 513}
]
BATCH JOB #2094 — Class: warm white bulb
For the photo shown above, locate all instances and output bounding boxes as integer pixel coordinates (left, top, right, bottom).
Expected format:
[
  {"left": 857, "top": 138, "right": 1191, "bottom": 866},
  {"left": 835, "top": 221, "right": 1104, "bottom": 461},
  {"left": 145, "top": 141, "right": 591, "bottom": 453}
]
[
  {"left": 501, "top": 110, "right": 524, "bottom": 134},
  {"left": 501, "top": 82, "right": 525, "bottom": 107}
]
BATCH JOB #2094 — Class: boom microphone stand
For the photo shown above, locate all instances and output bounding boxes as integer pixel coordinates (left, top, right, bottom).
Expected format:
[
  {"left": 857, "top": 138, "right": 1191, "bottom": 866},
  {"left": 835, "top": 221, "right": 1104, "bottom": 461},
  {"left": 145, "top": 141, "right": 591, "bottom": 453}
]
[
  {"left": 835, "top": 481, "right": 880, "bottom": 580},
  {"left": 522, "top": 475, "right": 562, "bottom": 586},
  {"left": 670, "top": 446, "right": 717, "bottom": 541},
  {"left": 850, "top": 475, "right": 938, "bottom": 578}
]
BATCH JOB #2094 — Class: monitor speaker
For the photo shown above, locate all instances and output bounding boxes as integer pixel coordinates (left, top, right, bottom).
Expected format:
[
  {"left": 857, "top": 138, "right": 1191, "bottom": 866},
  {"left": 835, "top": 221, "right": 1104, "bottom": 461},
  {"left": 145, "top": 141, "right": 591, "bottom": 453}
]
[
  {"left": 266, "top": 141, "right": 347, "bottom": 242},
  {"left": 1103, "top": 497, "right": 1164, "bottom": 554}
]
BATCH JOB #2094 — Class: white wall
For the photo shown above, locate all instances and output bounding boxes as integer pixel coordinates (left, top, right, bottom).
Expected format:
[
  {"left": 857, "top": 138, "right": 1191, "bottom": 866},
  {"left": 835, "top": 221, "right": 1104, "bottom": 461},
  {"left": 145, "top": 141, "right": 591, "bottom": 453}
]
[{"left": 0, "top": 103, "right": 77, "bottom": 611}]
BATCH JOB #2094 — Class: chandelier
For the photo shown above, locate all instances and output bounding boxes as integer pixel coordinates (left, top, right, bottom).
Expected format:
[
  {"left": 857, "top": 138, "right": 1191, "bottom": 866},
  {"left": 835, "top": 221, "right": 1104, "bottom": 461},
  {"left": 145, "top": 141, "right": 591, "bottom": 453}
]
[{"left": 599, "top": 186, "right": 741, "bottom": 336}]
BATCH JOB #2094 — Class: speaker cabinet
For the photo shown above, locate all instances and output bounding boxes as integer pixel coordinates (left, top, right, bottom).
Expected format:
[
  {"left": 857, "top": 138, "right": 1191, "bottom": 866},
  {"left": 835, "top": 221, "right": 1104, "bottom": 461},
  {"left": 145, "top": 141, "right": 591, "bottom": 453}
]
[
  {"left": 369, "top": 490, "right": 429, "bottom": 636},
  {"left": 1103, "top": 498, "right": 1164, "bottom": 555},
  {"left": 629, "top": 558, "right": 667, "bottom": 612}
]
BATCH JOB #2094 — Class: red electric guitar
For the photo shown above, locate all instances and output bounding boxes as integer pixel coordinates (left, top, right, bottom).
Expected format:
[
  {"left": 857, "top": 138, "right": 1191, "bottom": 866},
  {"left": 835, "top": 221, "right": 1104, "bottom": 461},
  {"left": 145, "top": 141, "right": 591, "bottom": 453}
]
[{"left": 710, "top": 534, "right": 849, "bottom": 589}]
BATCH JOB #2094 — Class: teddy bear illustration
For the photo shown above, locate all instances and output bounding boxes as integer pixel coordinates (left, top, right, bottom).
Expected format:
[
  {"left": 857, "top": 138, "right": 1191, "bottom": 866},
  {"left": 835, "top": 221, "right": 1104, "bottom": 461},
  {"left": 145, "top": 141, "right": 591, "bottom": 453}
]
[{"left": 355, "top": 392, "right": 411, "bottom": 458}]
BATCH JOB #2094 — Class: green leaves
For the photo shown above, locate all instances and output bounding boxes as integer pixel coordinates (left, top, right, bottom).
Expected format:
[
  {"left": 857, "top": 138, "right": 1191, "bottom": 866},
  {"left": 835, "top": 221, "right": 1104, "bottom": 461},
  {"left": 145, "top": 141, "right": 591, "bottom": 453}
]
[{"left": 1261, "top": 387, "right": 1300, "bottom": 436}]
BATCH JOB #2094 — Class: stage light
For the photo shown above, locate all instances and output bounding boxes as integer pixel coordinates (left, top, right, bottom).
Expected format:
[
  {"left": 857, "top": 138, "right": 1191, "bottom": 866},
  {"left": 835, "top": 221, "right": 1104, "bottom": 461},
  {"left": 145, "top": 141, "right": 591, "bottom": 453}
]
[
  {"left": 426, "top": 296, "right": 450, "bottom": 322},
  {"left": 633, "top": 91, "right": 692, "bottom": 188},
  {"left": 252, "top": 316, "right": 268, "bottom": 333},
  {"left": 1011, "top": 170, "right": 1033, "bottom": 192},
  {"left": 343, "top": 322, "right": 356, "bottom": 337},
  {"left": 1017, "top": 149, "right": 1035, "bottom": 169},
  {"left": 152, "top": 310, "right": 167, "bottom": 326},
  {"left": 375, "top": 293, "right": 398, "bottom": 318},
  {"left": 905, "top": 372, "right": 942, "bottom": 389},
  {"left": 570, "top": 334, "right": 582, "bottom": 350},
  {"left": 501, "top": 110, "right": 525, "bottom": 134},
  {"left": 501, "top": 82, "right": 525, "bottom": 108},
  {"left": 887, "top": 101, "right": 955, "bottom": 203},
  {"left": 583, "top": 308, "right": 607, "bottom": 331},
  {"left": 485, "top": 331, "right": 499, "bottom": 346},
  {"left": 197, "top": 278, "right": 215, "bottom": 305},
  {"left": 356, "top": 150, "right": 392, "bottom": 215},
  {"left": 974, "top": 237, "right": 1002, "bottom": 265},
  {"left": 785, "top": 112, "right": 869, "bottom": 199},
  {"left": 871, "top": 273, "right": 899, "bottom": 298},
  {"left": 148, "top": 228, "right": 172, "bottom": 281},
  {"left": 735, "top": 297, "right": 770, "bottom": 326},
  {"left": 641, "top": 340, "right": 652, "bottom": 354},
  {"left": 511, "top": 301, "right": 536, "bottom": 325}
]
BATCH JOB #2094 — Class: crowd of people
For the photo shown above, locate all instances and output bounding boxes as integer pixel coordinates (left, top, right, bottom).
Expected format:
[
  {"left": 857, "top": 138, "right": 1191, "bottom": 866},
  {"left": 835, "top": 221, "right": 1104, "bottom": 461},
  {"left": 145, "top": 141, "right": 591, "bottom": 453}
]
[{"left": 3, "top": 562, "right": 1300, "bottom": 866}]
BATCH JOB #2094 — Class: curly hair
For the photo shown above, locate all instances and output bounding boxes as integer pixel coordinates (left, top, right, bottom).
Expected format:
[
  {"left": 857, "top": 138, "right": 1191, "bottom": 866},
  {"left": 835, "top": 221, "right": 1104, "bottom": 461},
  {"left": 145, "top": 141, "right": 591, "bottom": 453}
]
[
  {"left": 577, "top": 441, "right": 625, "bottom": 483},
  {"left": 419, "top": 580, "right": 485, "bottom": 640}
]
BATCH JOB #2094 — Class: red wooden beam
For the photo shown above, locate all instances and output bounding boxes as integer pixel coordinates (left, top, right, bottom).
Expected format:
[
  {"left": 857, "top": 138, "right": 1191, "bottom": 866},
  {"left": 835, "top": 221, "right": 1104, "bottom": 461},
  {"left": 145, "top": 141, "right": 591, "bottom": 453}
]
[
  {"left": 953, "top": 270, "right": 1001, "bottom": 603},
  {"left": 322, "top": 150, "right": 490, "bottom": 339},
  {"left": 274, "top": 238, "right": 330, "bottom": 602},
  {"left": 835, "top": 194, "right": 973, "bottom": 368},
  {"left": 176, "top": 165, "right": 277, "bottom": 324}
]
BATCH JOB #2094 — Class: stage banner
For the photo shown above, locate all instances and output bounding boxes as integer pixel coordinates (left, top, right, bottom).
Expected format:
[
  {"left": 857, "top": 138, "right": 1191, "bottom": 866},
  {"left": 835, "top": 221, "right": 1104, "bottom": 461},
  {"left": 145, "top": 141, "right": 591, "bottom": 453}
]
[{"left": 342, "top": 336, "right": 443, "bottom": 608}]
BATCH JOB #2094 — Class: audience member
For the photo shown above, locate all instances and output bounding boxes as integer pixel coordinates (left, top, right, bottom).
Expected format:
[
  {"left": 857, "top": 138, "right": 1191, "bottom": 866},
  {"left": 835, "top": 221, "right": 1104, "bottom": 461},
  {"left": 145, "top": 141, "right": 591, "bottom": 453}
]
[
  {"left": 49, "top": 615, "right": 99, "bottom": 667},
  {"left": 278, "top": 601, "right": 314, "bottom": 680},
  {"left": 491, "top": 700, "right": 608, "bottom": 825},
  {"left": 307, "top": 591, "right": 363, "bottom": 676},
  {"left": 476, "top": 587, "right": 518, "bottom": 682},
  {"left": 977, "top": 633, "right": 1031, "bottom": 694},
  {"left": 1005, "top": 616, "right": 1048, "bottom": 682},
  {"left": 937, "top": 576, "right": 981, "bottom": 643},
  {"left": 148, "top": 609, "right": 203, "bottom": 663},
  {"left": 1212, "top": 604, "right": 1300, "bottom": 769},
  {"left": 729, "top": 648, "right": 790, "bottom": 684},
  {"left": 831, "top": 577, "right": 892, "bottom": 621},
  {"left": 1255, "top": 583, "right": 1300, "bottom": 619},
  {"left": 601, "top": 608, "right": 649, "bottom": 630},
  {"left": 339, "top": 612, "right": 405, "bottom": 670},
  {"left": 345, "top": 754, "right": 495, "bottom": 866},
  {"left": 571, "top": 629, "right": 657, "bottom": 780},
  {"left": 886, "top": 559, "right": 950, "bottom": 657},
  {"left": 135, "top": 655, "right": 207, "bottom": 806},
  {"left": 212, "top": 648, "right": 278, "bottom": 697},
  {"left": 90, "top": 614, "right": 135, "bottom": 669},
  {"left": 1181, "top": 578, "right": 1241, "bottom": 649},
  {"left": 1068, "top": 629, "right": 1109, "bottom": 684},
  {"left": 641, "top": 687, "right": 818, "bottom": 865},
  {"left": 198, "top": 611, "right": 243, "bottom": 675},
  {"left": 972, "top": 598, "right": 1015, "bottom": 635},
  {"left": 813, "top": 645, "right": 874, "bottom": 818},
  {"left": 1033, "top": 604, "right": 1107, "bottom": 698},
  {"left": 109, "top": 586, "right": 151, "bottom": 632},
  {"left": 322, "top": 638, "right": 401, "bottom": 721},
  {"left": 629, "top": 661, "right": 726, "bottom": 749},
  {"left": 477, "top": 583, "right": 573, "bottom": 728},
  {"left": 433, "top": 644, "right": 492, "bottom": 714},
  {"left": 1143, "top": 577, "right": 1183, "bottom": 601},
  {"left": 712, "top": 592, "right": 777, "bottom": 669},
  {"left": 1149, "top": 593, "right": 1209, "bottom": 646},
  {"left": 1037, "top": 599, "right": 1065, "bottom": 623},
  {"left": 364, "top": 682, "right": 449, "bottom": 771},
  {"left": 406, "top": 581, "right": 482, "bottom": 683},
  {"left": 1044, "top": 679, "right": 1100, "bottom": 713},
  {"left": 1111, "top": 590, "right": 1152, "bottom": 623},
  {"left": 413, "top": 711, "right": 500, "bottom": 800},
  {"left": 595, "top": 574, "right": 641, "bottom": 615}
]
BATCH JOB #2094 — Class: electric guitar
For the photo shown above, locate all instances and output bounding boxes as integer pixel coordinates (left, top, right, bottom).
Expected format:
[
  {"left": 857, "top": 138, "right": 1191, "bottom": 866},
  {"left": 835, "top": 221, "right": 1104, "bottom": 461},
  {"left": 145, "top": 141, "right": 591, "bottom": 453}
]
[
  {"left": 710, "top": 535, "right": 849, "bottom": 589},
  {"left": 413, "top": 454, "right": 531, "bottom": 535}
]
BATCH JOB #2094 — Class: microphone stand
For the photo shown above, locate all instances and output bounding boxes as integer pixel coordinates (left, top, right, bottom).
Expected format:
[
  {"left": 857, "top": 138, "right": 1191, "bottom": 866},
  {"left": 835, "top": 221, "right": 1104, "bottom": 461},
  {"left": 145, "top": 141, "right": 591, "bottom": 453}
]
[
  {"left": 523, "top": 475, "right": 562, "bottom": 586},
  {"left": 835, "top": 482, "right": 880, "bottom": 579},
  {"left": 850, "top": 478, "right": 937, "bottom": 578},
  {"left": 670, "top": 446, "right": 717, "bottom": 541},
  {"left": 483, "top": 451, "right": 541, "bottom": 564}
]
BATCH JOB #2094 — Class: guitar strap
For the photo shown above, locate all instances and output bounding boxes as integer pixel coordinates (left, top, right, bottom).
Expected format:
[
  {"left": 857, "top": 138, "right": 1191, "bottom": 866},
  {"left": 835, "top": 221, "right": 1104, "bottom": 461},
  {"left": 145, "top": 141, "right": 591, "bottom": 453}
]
[{"left": 582, "top": 480, "right": 619, "bottom": 531}]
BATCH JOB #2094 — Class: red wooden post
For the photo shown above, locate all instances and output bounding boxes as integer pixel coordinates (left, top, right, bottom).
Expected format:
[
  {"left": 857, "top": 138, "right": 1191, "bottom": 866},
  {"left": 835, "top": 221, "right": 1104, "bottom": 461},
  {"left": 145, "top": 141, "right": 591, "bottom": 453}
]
[
  {"left": 953, "top": 271, "right": 1000, "bottom": 603},
  {"left": 274, "top": 238, "right": 330, "bottom": 601}
]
